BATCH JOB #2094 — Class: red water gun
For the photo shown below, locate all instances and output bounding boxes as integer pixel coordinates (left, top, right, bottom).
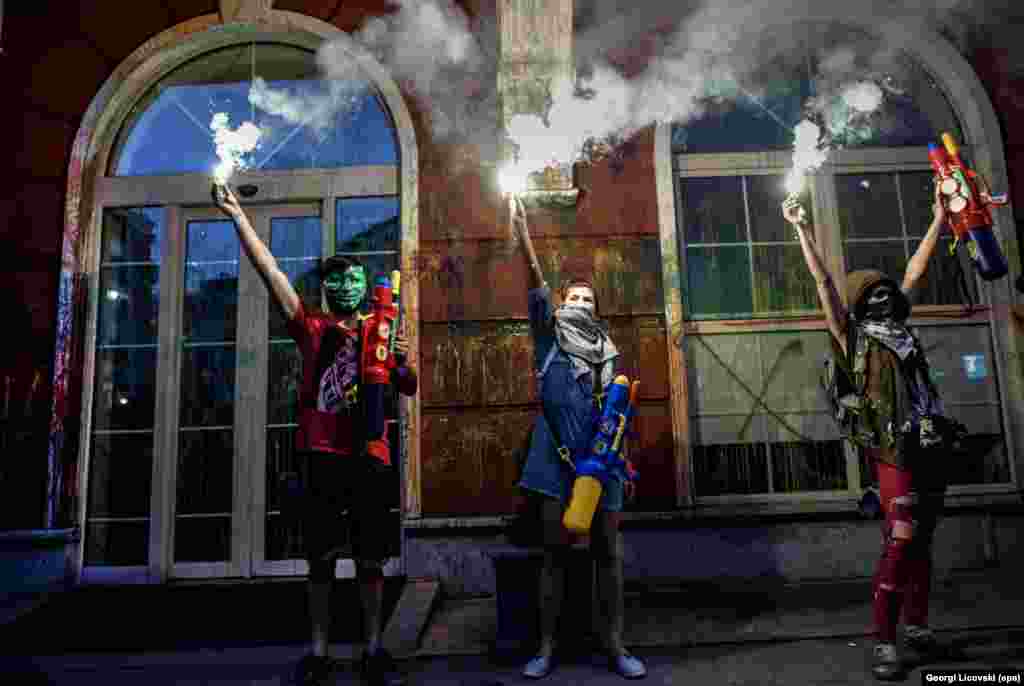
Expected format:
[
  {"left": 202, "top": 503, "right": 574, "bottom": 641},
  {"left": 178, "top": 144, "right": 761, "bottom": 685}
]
[
  {"left": 360, "top": 271, "right": 401, "bottom": 442},
  {"left": 927, "top": 132, "right": 1009, "bottom": 281}
]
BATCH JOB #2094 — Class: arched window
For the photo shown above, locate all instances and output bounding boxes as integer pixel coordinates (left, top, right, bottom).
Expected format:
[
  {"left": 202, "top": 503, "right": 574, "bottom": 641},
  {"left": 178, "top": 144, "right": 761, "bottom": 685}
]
[
  {"left": 669, "top": 24, "right": 1011, "bottom": 504},
  {"left": 78, "top": 27, "right": 413, "bottom": 583}
]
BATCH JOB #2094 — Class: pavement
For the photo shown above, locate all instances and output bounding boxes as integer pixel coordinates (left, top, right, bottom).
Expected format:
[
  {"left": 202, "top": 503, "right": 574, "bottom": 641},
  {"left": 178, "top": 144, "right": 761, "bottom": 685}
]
[{"left": 3, "top": 569, "right": 1024, "bottom": 685}]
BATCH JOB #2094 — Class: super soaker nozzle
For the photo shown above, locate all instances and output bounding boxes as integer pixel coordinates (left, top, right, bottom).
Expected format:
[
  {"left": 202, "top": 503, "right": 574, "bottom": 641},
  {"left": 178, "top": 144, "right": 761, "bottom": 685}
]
[
  {"left": 562, "top": 376, "right": 640, "bottom": 535},
  {"left": 933, "top": 133, "right": 1008, "bottom": 281}
]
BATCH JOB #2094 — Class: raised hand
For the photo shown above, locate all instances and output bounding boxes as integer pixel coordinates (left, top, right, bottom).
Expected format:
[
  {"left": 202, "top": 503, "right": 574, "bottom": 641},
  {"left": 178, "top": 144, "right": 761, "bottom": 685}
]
[{"left": 212, "top": 183, "right": 243, "bottom": 219}]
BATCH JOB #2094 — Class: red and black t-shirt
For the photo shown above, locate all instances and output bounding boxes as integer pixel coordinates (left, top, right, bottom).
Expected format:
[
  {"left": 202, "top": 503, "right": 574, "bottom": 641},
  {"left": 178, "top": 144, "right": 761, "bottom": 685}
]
[{"left": 287, "top": 303, "right": 417, "bottom": 463}]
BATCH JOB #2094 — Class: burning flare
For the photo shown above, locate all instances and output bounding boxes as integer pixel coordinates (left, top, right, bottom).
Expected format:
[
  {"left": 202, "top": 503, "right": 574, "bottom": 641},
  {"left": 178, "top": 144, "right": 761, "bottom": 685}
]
[
  {"left": 784, "top": 120, "right": 829, "bottom": 196},
  {"left": 210, "top": 113, "right": 262, "bottom": 184}
]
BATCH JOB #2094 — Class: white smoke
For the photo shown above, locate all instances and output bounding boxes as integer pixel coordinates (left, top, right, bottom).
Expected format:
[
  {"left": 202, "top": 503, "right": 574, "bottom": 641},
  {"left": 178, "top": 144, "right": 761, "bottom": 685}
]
[
  {"left": 210, "top": 113, "right": 262, "bottom": 183},
  {"left": 785, "top": 120, "right": 830, "bottom": 195},
  {"left": 247, "top": 77, "right": 368, "bottom": 137}
]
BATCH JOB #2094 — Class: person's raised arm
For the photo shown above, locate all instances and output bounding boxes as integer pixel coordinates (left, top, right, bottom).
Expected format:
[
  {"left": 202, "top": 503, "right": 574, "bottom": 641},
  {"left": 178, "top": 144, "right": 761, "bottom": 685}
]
[
  {"left": 512, "top": 197, "right": 546, "bottom": 291},
  {"left": 782, "top": 195, "right": 848, "bottom": 354},
  {"left": 214, "top": 184, "right": 301, "bottom": 321},
  {"left": 902, "top": 182, "right": 945, "bottom": 296}
]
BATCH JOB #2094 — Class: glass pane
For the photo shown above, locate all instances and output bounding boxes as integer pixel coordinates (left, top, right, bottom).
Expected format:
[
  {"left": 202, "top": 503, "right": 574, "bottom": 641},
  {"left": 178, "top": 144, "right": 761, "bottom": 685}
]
[
  {"left": 748, "top": 175, "right": 802, "bottom": 242},
  {"left": 84, "top": 521, "right": 148, "bottom": 566},
  {"left": 175, "top": 517, "right": 231, "bottom": 563},
  {"left": 686, "top": 335, "right": 760, "bottom": 416},
  {"left": 945, "top": 405, "right": 1009, "bottom": 486},
  {"left": 183, "top": 220, "right": 240, "bottom": 343},
  {"left": 93, "top": 349, "right": 158, "bottom": 431},
  {"left": 270, "top": 216, "right": 322, "bottom": 339},
  {"left": 98, "top": 266, "right": 161, "bottom": 346},
  {"left": 771, "top": 439, "right": 846, "bottom": 492},
  {"left": 268, "top": 341, "right": 302, "bottom": 425},
  {"left": 900, "top": 171, "right": 939, "bottom": 237},
  {"left": 845, "top": 241, "right": 906, "bottom": 281},
  {"left": 88, "top": 434, "right": 154, "bottom": 518},
  {"left": 685, "top": 245, "right": 752, "bottom": 319},
  {"left": 336, "top": 197, "right": 400, "bottom": 252},
  {"left": 692, "top": 416, "right": 769, "bottom": 496},
  {"left": 266, "top": 427, "right": 302, "bottom": 561},
  {"left": 907, "top": 236, "right": 965, "bottom": 306},
  {"left": 759, "top": 332, "right": 833, "bottom": 413},
  {"left": 176, "top": 429, "right": 233, "bottom": 516},
  {"left": 180, "top": 346, "right": 237, "bottom": 427},
  {"left": 102, "top": 207, "right": 162, "bottom": 263},
  {"left": 914, "top": 326, "right": 999, "bottom": 406},
  {"left": 682, "top": 177, "right": 745, "bottom": 244},
  {"left": 112, "top": 43, "right": 397, "bottom": 177},
  {"left": 751, "top": 245, "right": 819, "bottom": 314},
  {"left": 837, "top": 173, "right": 901, "bottom": 240}
]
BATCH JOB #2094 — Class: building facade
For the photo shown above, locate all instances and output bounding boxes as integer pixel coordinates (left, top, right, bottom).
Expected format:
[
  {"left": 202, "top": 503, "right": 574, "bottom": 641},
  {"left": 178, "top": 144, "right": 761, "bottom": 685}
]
[{"left": 3, "top": 0, "right": 1024, "bottom": 596}]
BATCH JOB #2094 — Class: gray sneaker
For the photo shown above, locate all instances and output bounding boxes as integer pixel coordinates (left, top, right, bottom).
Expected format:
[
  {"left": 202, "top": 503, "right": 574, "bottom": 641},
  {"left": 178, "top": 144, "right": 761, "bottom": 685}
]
[
  {"left": 523, "top": 654, "right": 555, "bottom": 680},
  {"left": 610, "top": 652, "right": 647, "bottom": 679},
  {"left": 872, "top": 642, "right": 906, "bottom": 681}
]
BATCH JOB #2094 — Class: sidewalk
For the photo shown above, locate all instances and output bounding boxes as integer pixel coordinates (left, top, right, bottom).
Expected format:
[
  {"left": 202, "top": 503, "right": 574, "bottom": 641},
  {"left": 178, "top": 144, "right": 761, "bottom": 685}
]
[{"left": 5, "top": 570, "right": 1024, "bottom": 685}]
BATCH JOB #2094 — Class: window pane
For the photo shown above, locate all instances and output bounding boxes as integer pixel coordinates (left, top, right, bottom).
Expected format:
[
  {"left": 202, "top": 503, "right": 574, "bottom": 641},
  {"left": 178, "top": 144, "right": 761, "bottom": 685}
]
[
  {"left": 98, "top": 267, "right": 161, "bottom": 346},
  {"left": 93, "top": 349, "right": 158, "bottom": 431},
  {"left": 336, "top": 197, "right": 400, "bottom": 253},
  {"left": 184, "top": 220, "right": 240, "bottom": 343},
  {"left": 907, "top": 236, "right": 968, "bottom": 306},
  {"left": 766, "top": 412, "right": 846, "bottom": 492},
  {"left": 837, "top": 173, "right": 901, "bottom": 240},
  {"left": 175, "top": 430, "right": 234, "bottom": 517},
  {"left": 686, "top": 335, "right": 760, "bottom": 416},
  {"left": 180, "top": 347, "right": 237, "bottom": 428},
  {"left": 915, "top": 326, "right": 999, "bottom": 406},
  {"left": 692, "top": 416, "right": 770, "bottom": 496},
  {"left": 268, "top": 341, "right": 302, "bottom": 426},
  {"left": 266, "top": 426, "right": 302, "bottom": 561},
  {"left": 84, "top": 521, "right": 149, "bottom": 566},
  {"left": 270, "top": 216, "right": 322, "bottom": 339},
  {"left": 685, "top": 246, "right": 753, "bottom": 319},
  {"left": 112, "top": 44, "right": 397, "bottom": 177},
  {"left": 845, "top": 241, "right": 906, "bottom": 281},
  {"left": 945, "top": 405, "right": 1010, "bottom": 486},
  {"left": 102, "top": 207, "right": 162, "bottom": 264},
  {"left": 681, "top": 177, "right": 745, "bottom": 244},
  {"left": 88, "top": 434, "right": 154, "bottom": 518},
  {"left": 900, "top": 171, "right": 938, "bottom": 237},
  {"left": 175, "top": 517, "right": 231, "bottom": 563},
  {"left": 759, "top": 331, "right": 833, "bottom": 413},
  {"left": 751, "top": 245, "right": 819, "bottom": 314},
  {"left": 748, "top": 175, "right": 801, "bottom": 242}
]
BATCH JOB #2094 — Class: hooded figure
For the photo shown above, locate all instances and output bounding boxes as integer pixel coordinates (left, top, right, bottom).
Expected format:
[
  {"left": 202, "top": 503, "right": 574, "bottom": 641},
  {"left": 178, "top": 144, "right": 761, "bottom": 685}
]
[{"left": 783, "top": 190, "right": 956, "bottom": 681}]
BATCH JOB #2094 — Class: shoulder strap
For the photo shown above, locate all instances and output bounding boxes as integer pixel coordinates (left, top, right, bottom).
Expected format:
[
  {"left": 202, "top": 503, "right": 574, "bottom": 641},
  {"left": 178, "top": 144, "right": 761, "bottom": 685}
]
[{"left": 537, "top": 342, "right": 560, "bottom": 380}]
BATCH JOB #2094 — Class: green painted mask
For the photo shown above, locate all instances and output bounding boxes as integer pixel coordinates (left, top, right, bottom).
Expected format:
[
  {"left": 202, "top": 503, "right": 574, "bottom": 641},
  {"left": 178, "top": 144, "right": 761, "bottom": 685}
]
[{"left": 323, "top": 265, "right": 367, "bottom": 314}]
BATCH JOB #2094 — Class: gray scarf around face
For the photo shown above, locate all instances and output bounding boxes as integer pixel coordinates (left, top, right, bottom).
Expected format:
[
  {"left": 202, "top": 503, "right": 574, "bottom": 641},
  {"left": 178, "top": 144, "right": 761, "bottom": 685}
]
[{"left": 553, "top": 305, "right": 619, "bottom": 390}]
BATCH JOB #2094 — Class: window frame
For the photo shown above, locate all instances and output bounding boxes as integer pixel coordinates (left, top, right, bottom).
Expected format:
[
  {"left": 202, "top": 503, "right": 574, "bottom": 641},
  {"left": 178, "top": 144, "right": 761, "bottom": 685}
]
[
  {"left": 65, "top": 16, "right": 421, "bottom": 584},
  {"left": 672, "top": 145, "right": 1019, "bottom": 505}
]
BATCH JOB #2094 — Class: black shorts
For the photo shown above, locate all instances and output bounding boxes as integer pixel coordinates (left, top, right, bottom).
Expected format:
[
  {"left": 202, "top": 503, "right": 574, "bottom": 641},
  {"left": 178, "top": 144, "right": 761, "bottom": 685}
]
[{"left": 279, "top": 451, "right": 395, "bottom": 565}]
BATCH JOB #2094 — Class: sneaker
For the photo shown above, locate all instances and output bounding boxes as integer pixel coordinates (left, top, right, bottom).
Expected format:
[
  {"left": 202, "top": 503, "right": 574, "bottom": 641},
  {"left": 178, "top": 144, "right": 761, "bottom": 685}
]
[
  {"left": 904, "top": 625, "right": 941, "bottom": 657},
  {"left": 294, "top": 654, "right": 336, "bottom": 686},
  {"left": 872, "top": 642, "right": 906, "bottom": 681},
  {"left": 360, "top": 648, "right": 406, "bottom": 686},
  {"left": 609, "top": 651, "right": 647, "bottom": 679},
  {"left": 522, "top": 654, "right": 555, "bottom": 679}
]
